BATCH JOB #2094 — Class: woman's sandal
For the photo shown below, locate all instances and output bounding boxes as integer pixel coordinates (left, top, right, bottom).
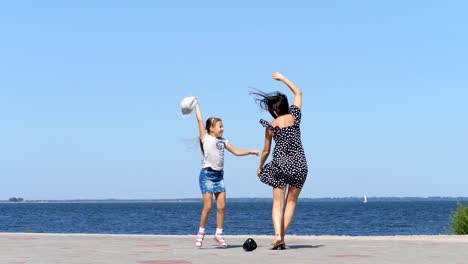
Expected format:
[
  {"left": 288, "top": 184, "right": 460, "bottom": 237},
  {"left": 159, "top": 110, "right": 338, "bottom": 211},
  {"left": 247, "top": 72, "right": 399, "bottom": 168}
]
[{"left": 269, "top": 240, "right": 285, "bottom": 250}]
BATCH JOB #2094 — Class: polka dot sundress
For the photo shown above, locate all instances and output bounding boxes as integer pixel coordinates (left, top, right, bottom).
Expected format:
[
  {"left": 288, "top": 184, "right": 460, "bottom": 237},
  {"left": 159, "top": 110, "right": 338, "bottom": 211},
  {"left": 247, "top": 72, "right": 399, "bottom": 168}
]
[{"left": 259, "top": 105, "right": 308, "bottom": 189}]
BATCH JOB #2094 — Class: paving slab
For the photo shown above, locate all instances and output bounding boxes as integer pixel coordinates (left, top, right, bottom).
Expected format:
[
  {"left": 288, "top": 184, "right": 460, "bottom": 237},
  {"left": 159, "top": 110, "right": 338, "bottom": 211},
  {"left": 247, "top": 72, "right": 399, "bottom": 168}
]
[{"left": 1, "top": 233, "right": 468, "bottom": 264}]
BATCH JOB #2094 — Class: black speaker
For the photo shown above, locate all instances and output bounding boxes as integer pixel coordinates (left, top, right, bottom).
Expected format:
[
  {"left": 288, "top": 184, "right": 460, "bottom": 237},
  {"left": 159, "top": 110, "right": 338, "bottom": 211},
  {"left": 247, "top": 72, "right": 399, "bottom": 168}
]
[{"left": 242, "top": 238, "right": 257, "bottom": 251}]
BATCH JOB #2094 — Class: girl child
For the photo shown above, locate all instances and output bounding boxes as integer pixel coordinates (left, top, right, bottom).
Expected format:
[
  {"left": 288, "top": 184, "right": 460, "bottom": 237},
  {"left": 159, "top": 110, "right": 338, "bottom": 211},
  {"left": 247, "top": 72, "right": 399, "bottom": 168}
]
[
  {"left": 192, "top": 97, "right": 259, "bottom": 248},
  {"left": 251, "top": 72, "right": 308, "bottom": 250}
]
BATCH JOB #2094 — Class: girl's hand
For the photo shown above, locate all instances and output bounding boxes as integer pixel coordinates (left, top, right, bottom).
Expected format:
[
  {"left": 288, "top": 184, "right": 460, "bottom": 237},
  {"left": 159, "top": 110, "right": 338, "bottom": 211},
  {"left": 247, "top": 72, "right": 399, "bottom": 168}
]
[
  {"left": 257, "top": 168, "right": 262, "bottom": 177},
  {"left": 251, "top": 150, "right": 260, "bottom": 156},
  {"left": 272, "top": 72, "right": 285, "bottom": 81}
]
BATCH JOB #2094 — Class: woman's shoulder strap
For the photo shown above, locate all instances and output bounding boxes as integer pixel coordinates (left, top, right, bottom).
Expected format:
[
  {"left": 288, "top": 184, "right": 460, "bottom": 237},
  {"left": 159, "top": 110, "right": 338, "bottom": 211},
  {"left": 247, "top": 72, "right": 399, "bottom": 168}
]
[
  {"left": 289, "top": 105, "right": 302, "bottom": 125},
  {"left": 259, "top": 119, "right": 271, "bottom": 128},
  {"left": 259, "top": 119, "right": 279, "bottom": 132}
]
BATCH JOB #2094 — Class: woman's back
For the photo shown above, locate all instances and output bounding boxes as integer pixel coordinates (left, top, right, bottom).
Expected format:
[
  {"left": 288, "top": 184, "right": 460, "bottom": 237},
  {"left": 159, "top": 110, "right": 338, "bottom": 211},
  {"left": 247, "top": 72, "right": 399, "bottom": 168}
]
[
  {"left": 261, "top": 105, "right": 306, "bottom": 166},
  {"left": 271, "top": 114, "right": 295, "bottom": 129}
]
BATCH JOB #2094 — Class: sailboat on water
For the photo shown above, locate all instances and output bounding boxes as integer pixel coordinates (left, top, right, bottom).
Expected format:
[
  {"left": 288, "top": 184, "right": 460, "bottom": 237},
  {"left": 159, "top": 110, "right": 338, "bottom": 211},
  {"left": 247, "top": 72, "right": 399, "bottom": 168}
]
[{"left": 363, "top": 195, "right": 368, "bottom": 203}]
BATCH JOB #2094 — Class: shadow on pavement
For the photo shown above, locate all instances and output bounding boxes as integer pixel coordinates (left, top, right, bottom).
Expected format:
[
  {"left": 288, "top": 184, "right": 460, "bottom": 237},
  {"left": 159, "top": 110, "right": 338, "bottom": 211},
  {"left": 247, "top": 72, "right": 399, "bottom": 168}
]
[{"left": 287, "top": 244, "right": 324, "bottom": 249}]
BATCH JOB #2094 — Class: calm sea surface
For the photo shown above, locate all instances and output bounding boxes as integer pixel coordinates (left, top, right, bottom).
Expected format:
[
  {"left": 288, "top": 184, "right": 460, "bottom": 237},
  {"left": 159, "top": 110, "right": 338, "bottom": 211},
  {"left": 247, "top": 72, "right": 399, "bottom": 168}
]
[{"left": 0, "top": 201, "right": 460, "bottom": 236}]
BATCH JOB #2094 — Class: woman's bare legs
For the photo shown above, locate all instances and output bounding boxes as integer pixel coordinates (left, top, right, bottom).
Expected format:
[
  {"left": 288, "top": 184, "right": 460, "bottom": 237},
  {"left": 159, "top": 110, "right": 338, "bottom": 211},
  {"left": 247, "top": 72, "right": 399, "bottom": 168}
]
[
  {"left": 282, "top": 185, "right": 302, "bottom": 241},
  {"left": 272, "top": 186, "right": 286, "bottom": 244}
]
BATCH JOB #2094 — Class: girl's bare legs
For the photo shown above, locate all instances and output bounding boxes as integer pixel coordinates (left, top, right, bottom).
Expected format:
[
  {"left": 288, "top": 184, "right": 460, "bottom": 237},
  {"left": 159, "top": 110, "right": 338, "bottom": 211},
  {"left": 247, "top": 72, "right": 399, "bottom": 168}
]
[
  {"left": 214, "top": 192, "right": 226, "bottom": 229},
  {"left": 213, "top": 192, "right": 227, "bottom": 247},
  {"left": 195, "top": 193, "right": 213, "bottom": 247},
  {"left": 272, "top": 186, "right": 286, "bottom": 244},
  {"left": 199, "top": 193, "right": 213, "bottom": 228},
  {"left": 282, "top": 185, "right": 302, "bottom": 241}
]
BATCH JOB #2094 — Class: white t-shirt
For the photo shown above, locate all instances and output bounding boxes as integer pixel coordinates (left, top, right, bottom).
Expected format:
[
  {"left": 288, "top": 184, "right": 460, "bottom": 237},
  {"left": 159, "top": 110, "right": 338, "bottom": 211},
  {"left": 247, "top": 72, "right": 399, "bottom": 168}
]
[{"left": 201, "top": 134, "right": 228, "bottom": 171}]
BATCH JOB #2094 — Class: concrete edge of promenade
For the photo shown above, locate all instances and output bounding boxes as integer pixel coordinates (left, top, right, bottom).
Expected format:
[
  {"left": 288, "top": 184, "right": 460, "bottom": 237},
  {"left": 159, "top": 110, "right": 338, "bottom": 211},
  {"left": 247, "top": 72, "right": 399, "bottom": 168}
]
[
  {"left": 2, "top": 232, "right": 468, "bottom": 240},
  {"left": 2, "top": 232, "right": 468, "bottom": 263}
]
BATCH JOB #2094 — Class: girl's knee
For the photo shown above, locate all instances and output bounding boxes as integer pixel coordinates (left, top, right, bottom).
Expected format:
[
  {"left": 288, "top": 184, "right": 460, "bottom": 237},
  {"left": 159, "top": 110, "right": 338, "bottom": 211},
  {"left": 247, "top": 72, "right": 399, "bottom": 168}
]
[
  {"left": 216, "top": 200, "right": 226, "bottom": 211},
  {"left": 217, "top": 204, "right": 226, "bottom": 212},
  {"left": 203, "top": 203, "right": 213, "bottom": 212}
]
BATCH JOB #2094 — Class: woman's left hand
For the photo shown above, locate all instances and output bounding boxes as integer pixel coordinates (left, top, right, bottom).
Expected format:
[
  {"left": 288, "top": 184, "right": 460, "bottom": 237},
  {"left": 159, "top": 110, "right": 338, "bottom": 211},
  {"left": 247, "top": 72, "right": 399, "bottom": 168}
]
[{"left": 256, "top": 168, "right": 262, "bottom": 177}]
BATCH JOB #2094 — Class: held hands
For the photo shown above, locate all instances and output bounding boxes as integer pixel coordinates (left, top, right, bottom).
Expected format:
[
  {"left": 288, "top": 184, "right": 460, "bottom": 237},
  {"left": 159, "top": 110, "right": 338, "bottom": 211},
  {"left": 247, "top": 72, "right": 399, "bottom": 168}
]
[{"left": 272, "top": 72, "right": 286, "bottom": 81}]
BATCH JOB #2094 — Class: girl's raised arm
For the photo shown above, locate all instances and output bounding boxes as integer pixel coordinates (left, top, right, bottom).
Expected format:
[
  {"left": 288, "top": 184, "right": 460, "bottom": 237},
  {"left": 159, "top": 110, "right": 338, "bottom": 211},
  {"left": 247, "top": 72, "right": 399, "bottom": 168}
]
[
  {"left": 272, "top": 72, "right": 302, "bottom": 110},
  {"left": 195, "top": 100, "right": 205, "bottom": 139}
]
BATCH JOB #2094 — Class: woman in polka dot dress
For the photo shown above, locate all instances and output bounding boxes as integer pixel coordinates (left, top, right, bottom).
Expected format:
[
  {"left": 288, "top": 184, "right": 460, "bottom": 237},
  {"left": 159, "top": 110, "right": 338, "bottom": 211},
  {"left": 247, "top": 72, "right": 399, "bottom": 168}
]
[{"left": 252, "top": 72, "right": 308, "bottom": 250}]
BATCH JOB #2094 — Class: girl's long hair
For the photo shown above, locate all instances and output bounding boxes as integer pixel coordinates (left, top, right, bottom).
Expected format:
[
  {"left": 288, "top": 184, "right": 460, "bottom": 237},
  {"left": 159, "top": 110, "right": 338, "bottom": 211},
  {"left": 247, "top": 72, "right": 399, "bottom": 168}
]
[
  {"left": 199, "top": 117, "right": 222, "bottom": 156},
  {"left": 250, "top": 89, "right": 289, "bottom": 118}
]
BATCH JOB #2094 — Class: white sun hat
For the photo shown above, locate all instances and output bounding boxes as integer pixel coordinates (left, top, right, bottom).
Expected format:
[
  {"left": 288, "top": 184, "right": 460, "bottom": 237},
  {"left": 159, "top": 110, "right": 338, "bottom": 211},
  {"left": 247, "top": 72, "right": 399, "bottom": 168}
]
[{"left": 180, "top": 96, "right": 198, "bottom": 118}]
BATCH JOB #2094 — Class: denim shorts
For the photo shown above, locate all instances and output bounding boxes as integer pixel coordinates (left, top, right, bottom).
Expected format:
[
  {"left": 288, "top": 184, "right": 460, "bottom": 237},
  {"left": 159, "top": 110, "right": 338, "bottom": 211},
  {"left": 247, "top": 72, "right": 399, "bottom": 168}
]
[{"left": 199, "top": 167, "right": 225, "bottom": 194}]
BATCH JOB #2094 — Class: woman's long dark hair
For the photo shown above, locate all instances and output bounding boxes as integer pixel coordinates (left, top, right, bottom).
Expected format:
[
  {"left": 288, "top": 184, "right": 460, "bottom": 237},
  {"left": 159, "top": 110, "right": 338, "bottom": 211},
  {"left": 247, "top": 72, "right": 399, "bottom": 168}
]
[
  {"left": 199, "top": 117, "right": 222, "bottom": 156},
  {"left": 251, "top": 89, "right": 289, "bottom": 118}
]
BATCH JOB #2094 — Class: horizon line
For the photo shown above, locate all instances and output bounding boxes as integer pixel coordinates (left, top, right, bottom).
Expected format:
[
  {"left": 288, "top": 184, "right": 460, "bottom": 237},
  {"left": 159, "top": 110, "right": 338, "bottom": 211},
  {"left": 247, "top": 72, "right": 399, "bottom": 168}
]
[{"left": 3, "top": 196, "right": 468, "bottom": 202}]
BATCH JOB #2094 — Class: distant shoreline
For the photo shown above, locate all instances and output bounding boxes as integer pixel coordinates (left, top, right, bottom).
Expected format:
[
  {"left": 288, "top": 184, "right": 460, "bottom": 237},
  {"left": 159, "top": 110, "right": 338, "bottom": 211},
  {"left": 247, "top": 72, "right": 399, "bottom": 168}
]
[{"left": 2, "top": 197, "right": 468, "bottom": 204}]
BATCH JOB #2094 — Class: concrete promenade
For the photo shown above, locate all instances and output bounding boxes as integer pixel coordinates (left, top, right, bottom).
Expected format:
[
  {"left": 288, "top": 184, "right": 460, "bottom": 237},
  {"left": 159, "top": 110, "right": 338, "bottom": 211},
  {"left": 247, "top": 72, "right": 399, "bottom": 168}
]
[{"left": 1, "top": 233, "right": 468, "bottom": 264}]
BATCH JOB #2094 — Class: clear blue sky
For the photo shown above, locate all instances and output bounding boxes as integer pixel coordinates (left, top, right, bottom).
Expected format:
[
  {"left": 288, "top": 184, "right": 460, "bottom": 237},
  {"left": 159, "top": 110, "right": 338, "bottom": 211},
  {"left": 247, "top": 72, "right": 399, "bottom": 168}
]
[{"left": 1, "top": 1, "right": 467, "bottom": 200}]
